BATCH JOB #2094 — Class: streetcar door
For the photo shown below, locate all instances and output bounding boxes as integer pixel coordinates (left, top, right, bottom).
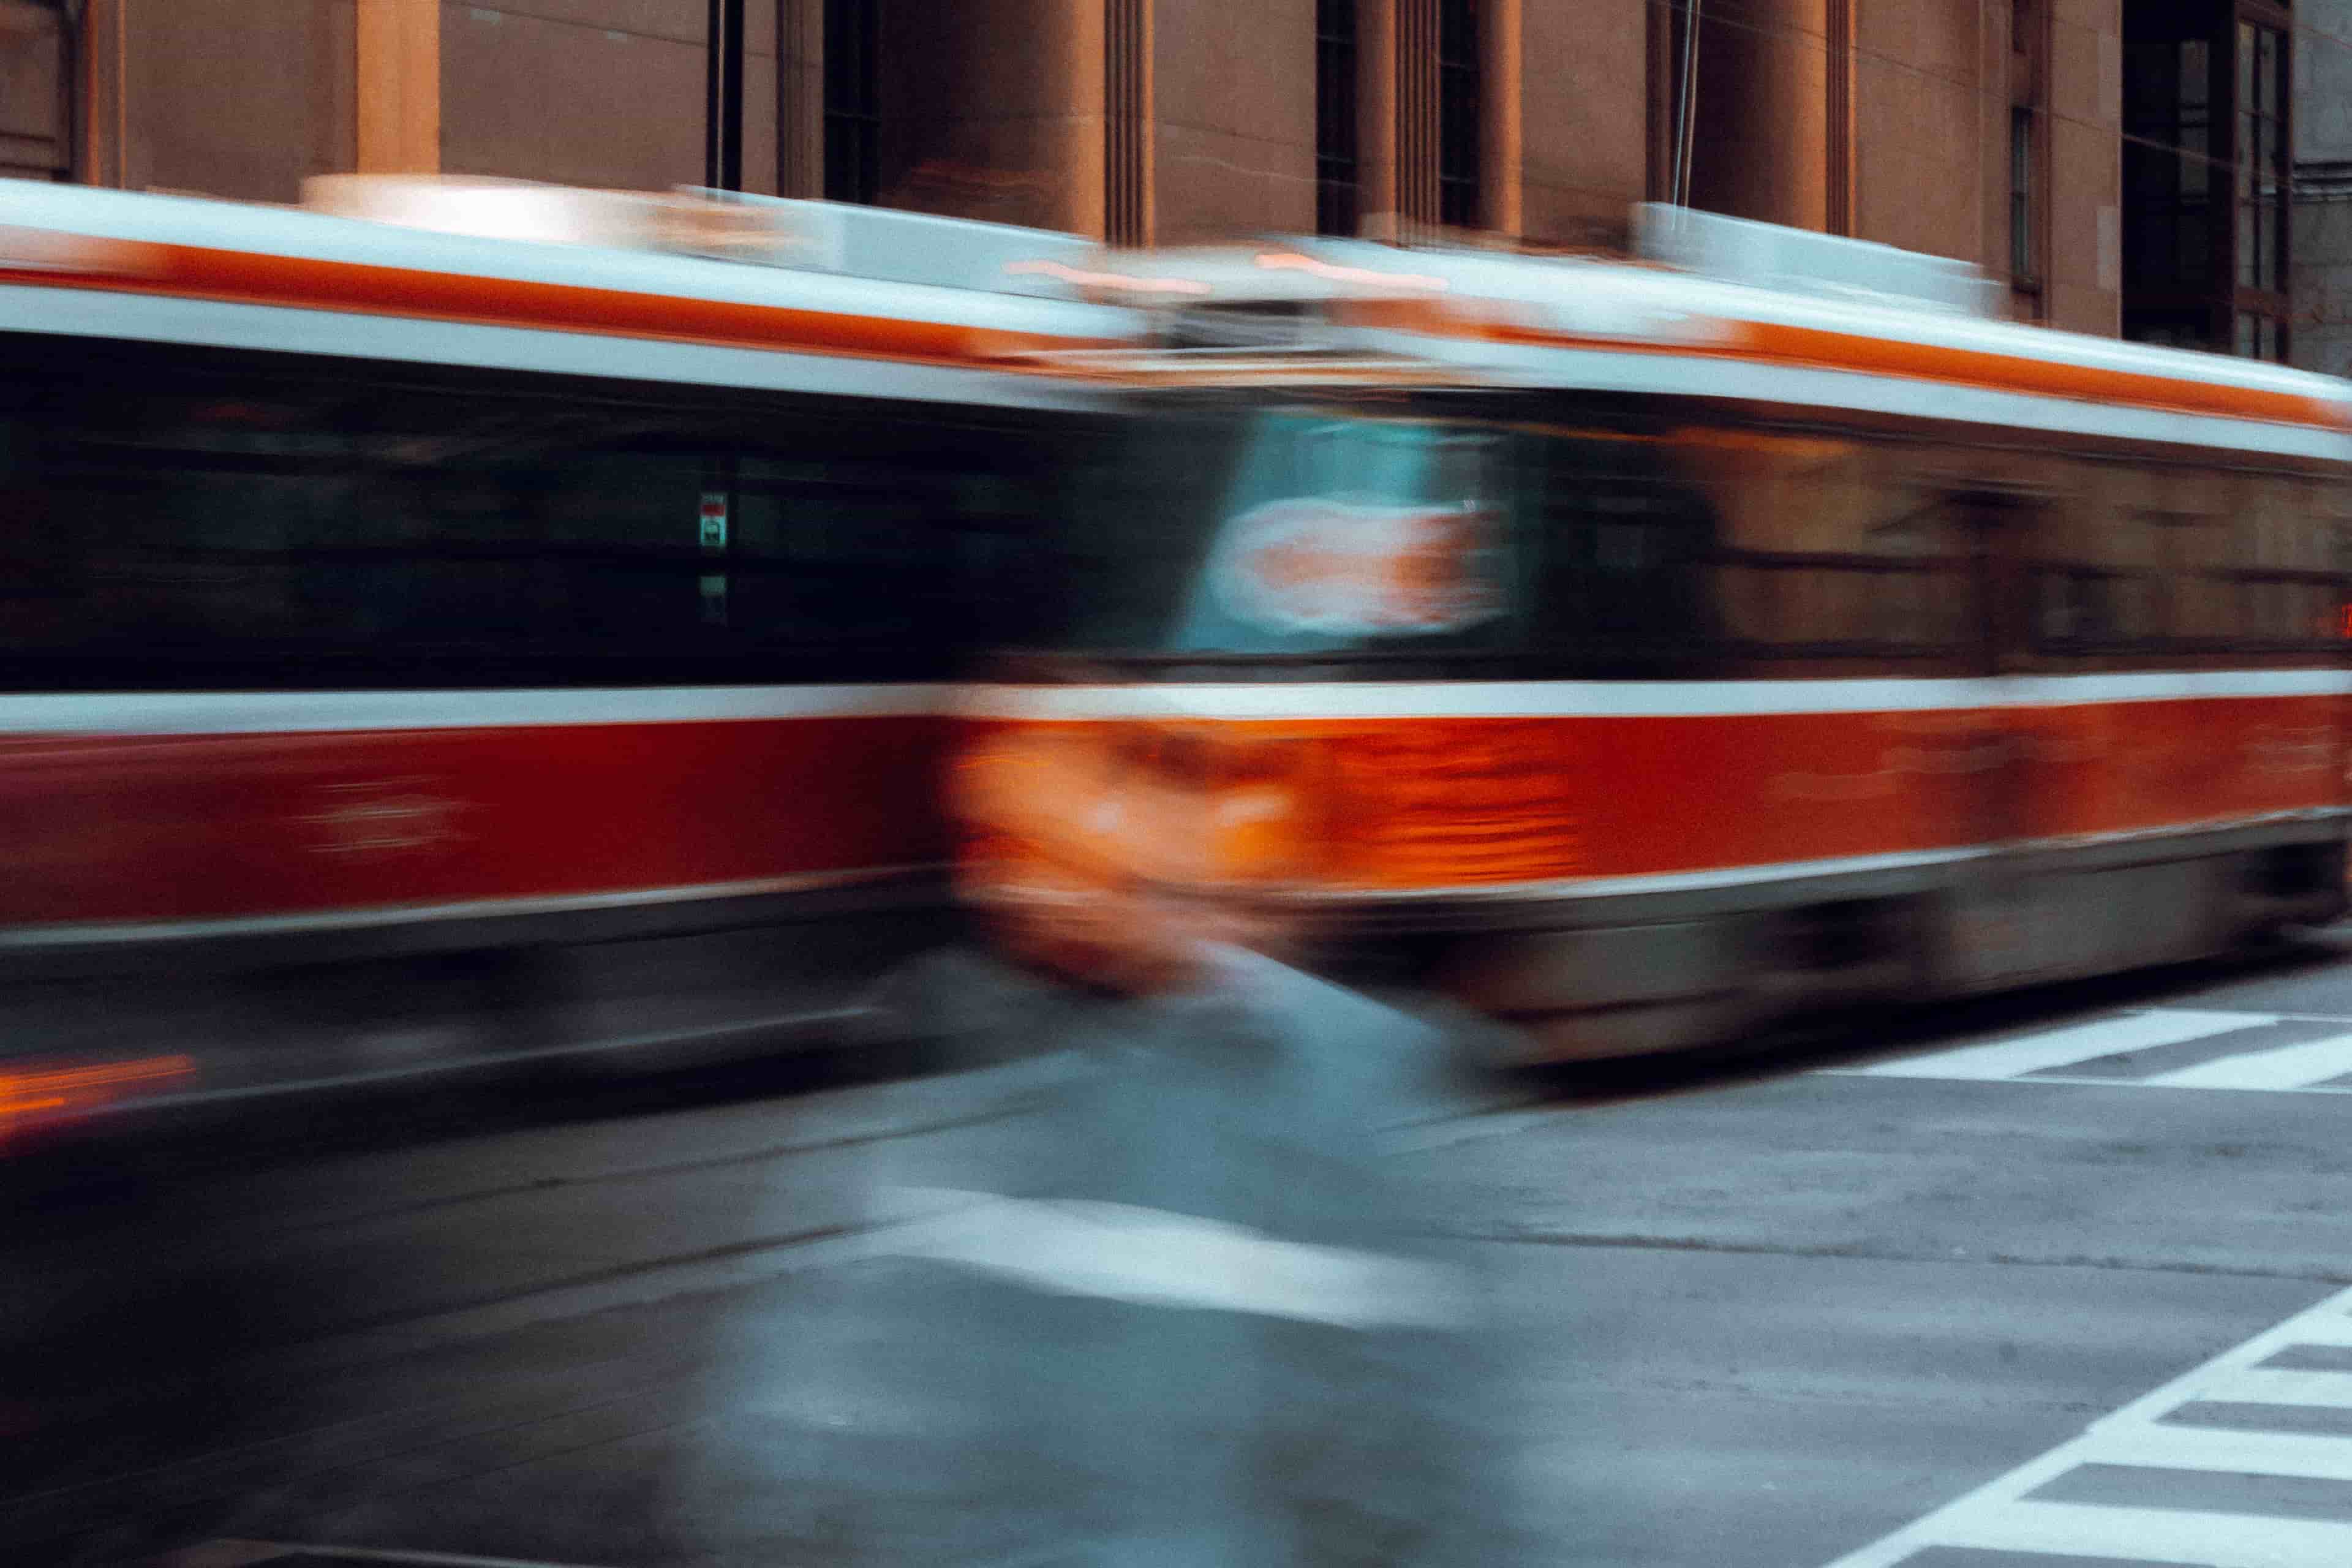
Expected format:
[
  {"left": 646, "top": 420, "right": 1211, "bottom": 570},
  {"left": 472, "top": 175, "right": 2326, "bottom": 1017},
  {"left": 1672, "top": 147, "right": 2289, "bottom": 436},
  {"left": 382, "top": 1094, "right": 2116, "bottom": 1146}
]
[
  {"left": 1958, "top": 481, "right": 2043, "bottom": 679},
  {"left": 1945, "top": 482, "right": 2059, "bottom": 987}
]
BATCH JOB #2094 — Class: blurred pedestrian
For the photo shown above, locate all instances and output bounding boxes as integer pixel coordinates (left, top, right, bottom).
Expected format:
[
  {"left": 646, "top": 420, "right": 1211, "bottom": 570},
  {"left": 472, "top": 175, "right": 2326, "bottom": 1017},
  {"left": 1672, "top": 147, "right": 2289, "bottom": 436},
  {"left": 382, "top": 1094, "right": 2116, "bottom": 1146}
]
[{"left": 664, "top": 706, "right": 1532, "bottom": 1563}]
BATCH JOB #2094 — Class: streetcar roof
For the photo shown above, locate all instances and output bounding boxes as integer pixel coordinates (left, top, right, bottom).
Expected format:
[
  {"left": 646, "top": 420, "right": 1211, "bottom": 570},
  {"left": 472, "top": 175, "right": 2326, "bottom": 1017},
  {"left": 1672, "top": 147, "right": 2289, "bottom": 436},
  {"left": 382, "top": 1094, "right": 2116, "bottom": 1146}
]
[
  {"left": 1064, "top": 230, "right": 2352, "bottom": 462},
  {"left": 0, "top": 178, "right": 1140, "bottom": 379}
]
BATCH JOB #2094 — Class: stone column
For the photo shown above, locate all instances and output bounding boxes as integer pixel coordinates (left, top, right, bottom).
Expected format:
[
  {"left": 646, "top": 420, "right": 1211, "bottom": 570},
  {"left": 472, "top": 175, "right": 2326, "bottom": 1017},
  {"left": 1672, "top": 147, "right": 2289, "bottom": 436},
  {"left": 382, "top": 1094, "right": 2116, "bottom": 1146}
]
[
  {"left": 355, "top": 0, "right": 438, "bottom": 175},
  {"left": 1687, "top": 0, "right": 1829, "bottom": 232},
  {"left": 1106, "top": 0, "right": 1153, "bottom": 244},
  {"left": 1393, "top": 0, "right": 1438, "bottom": 232},
  {"left": 775, "top": 0, "right": 821, "bottom": 198},
  {"left": 1480, "top": 0, "right": 1523, "bottom": 238}
]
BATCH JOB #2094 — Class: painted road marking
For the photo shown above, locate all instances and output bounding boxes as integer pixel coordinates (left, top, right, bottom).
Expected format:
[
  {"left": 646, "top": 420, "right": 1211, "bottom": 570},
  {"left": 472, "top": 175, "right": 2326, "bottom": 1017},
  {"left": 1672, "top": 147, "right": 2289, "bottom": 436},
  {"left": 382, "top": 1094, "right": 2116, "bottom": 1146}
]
[
  {"left": 869, "top": 1186, "right": 1469, "bottom": 1330},
  {"left": 2021, "top": 1020, "right": 2352, "bottom": 1082},
  {"left": 2166, "top": 1402, "right": 2352, "bottom": 1438},
  {"left": 1916, "top": 1502, "right": 2352, "bottom": 1566},
  {"left": 1888, "top": 1550, "right": 2211, "bottom": 1567},
  {"left": 1841, "top": 1012, "right": 2279, "bottom": 1082},
  {"left": 2144, "top": 1031, "right": 2352, "bottom": 1090},
  {"left": 1820, "top": 1283, "right": 2352, "bottom": 1567},
  {"left": 2185, "top": 1368, "right": 2352, "bottom": 1408},
  {"left": 1831, "top": 1009, "right": 2352, "bottom": 1093}
]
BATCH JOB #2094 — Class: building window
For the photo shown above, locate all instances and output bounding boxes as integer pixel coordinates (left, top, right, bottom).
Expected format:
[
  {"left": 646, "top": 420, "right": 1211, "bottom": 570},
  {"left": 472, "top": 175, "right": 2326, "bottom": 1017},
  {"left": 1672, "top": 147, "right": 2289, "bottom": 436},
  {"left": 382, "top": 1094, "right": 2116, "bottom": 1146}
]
[
  {"left": 2122, "top": 6, "right": 2291, "bottom": 362},
  {"left": 2011, "top": 107, "right": 2035, "bottom": 285},
  {"left": 2238, "top": 20, "right": 2286, "bottom": 296},
  {"left": 823, "top": 0, "right": 880, "bottom": 205},
  {"left": 1438, "top": 0, "right": 1480, "bottom": 228},
  {"left": 1316, "top": 0, "right": 1360, "bottom": 236},
  {"left": 2123, "top": 32, "right": 2216, "bottom": 296},
  {"left": 2237, "top": 310, "right": 2281, "bottom": 361},
  {"left": 2011, "top": 0, "right": 2034, "bottom": 55}
]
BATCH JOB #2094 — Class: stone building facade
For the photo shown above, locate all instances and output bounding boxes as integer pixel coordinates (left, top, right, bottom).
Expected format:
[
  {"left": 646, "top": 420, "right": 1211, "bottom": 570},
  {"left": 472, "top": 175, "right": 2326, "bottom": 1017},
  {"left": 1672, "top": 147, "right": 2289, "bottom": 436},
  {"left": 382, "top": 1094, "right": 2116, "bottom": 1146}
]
[
  {"left": 6, "top": 2, "right": 2301, "bottom": 353},
  {"left": 2294, "top": 0, "right": 2352, "bottom": 373}
]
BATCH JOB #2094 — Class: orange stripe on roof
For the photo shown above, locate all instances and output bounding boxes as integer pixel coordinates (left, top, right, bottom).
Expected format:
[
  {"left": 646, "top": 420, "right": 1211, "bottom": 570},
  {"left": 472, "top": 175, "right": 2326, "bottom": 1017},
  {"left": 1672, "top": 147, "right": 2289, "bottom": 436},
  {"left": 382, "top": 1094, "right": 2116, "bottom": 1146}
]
[
  {"left": 0, "top": 235, "right": 1120, "bottom": 369},
  {"left": 1338, "top": 296, "right": 2350, "bottom": 434},
  {"left": 1725, "top": 318, "right": 2346, "bottom": 431}
]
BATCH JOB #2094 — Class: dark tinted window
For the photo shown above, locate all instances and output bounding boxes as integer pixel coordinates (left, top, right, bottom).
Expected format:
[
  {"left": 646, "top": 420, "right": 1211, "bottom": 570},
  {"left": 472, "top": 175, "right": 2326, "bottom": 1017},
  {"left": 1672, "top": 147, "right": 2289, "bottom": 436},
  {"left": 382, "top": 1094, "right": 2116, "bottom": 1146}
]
[
  {"left": 1437, "top": 0, "right": 1481, "bottom": 228},
  {"left": 1316, "top": 0, "right": 1360, "bottom": 238},
  {"left": 1032, "top": 403, "right": 1727, "bottom": 671},
  {"left": 1517, "top": 430, "right": 1716, "bottom": 668},
  {"left": 0, "top": 336, "right": 1076, "bottom": 688},
  {"left": 823, "top": 0, "right": 881, "bottom": 204},
  {"left": 1036, "top": 409, "right": 1520, "bottom": 661}
]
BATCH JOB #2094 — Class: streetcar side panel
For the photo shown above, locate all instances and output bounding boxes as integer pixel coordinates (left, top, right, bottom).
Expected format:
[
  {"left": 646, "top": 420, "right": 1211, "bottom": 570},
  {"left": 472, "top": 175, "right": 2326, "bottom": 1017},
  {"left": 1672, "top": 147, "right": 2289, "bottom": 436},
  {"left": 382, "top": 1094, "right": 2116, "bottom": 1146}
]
[
  {"left": 0, "top": 306, "right": 1116, "bottom": 1142},
  {"left": 954, "top": 387, "right": 2352, "bottom": 1058}
]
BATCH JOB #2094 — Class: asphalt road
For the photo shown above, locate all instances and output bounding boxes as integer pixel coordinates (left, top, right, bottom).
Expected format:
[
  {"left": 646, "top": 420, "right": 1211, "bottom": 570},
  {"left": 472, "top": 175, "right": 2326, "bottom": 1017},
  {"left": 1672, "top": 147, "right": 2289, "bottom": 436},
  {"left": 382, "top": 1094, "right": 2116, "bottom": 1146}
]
[{"left": 17, "top": 937, "right": 2352, "bottom": 1567}]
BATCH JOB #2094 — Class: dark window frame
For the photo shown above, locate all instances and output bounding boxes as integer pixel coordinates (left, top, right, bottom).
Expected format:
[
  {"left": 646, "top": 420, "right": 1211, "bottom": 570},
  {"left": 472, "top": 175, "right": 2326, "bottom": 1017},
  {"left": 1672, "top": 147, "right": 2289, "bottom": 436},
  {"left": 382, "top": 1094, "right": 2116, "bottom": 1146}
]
[
  {"left": 823, "top": 0, "right": 881, "bottom": 205},
  {"left": 1042, "top": 391, "right": 2352, "bottom": 683},
  {"left": 1316, "top": 0, "right": 1360, "bottom": 238},
  {"left": 0, "top": 332, "right": 1095, "bottom": 690},
  {"left": 2010, "top": 105, "right": 2037, "bottom": 288},
  {"left": 2234, "top": 14, "right": 2290, "bottom": 350},
  {"left": 2122, "top": 2, "right": 2291, "bottom": 361},
  {"left": 1437, "top": 0, "right": 1481, "bottom": 229}
]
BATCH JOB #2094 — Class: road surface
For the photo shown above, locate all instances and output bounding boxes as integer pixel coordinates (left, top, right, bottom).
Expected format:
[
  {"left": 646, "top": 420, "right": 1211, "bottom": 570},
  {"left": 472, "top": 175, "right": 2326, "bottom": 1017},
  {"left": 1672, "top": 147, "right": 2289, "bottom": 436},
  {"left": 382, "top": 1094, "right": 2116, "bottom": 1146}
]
[{"left": 15, "top": 938, "right": 2352, "bottom": 1566}]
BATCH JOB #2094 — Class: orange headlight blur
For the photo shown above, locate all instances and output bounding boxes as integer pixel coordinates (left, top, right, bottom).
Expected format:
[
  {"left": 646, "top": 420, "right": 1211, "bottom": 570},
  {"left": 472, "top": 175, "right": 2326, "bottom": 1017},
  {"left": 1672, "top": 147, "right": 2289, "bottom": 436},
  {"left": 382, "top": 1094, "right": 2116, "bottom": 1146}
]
[
  {"left": 951, "top": 717, "right": 1332, "bottom": 988},
  {"left": 1193, "top": 728, "right": 1325, "bottom": 887},
  {"left": 956, "top": 720, "right": 1328, "bottom": 891},
  {"left": 0, "top": 1054, "right": 195, "bottom": 1145}
]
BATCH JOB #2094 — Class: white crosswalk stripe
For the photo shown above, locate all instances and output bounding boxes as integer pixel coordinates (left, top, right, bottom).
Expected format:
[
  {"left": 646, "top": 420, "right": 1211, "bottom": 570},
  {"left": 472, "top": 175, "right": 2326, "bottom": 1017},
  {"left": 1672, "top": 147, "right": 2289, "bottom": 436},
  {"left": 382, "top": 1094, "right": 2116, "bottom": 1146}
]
[
  {"left": 1922, "top": 1501, "right": 2352, "bottom": 1566},
  {"left": 2147, "top": 1033, "right": 2352, "bottom": 1090},
  {"left": 1830, "top": 1007, "right": 2352, "bottom": 1093},
  {"left": 2083, "top": 1424, "right": 2352, "bottom": 1483},
  {"left": 1820, "top": 1283, "right": 2352, "bottom": 1567},
  {"left": 2185, "top": 1368, "right": 2352, "bottom": 1409},
  {"left": 1844, "top": 1011, "right": 2280, "bottom": 1081}
]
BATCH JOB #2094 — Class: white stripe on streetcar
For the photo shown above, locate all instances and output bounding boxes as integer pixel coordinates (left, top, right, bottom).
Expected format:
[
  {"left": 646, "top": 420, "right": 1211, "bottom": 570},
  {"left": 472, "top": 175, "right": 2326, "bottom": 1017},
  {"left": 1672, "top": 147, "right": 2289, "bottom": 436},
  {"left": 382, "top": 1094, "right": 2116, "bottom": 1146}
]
[
  {"left": 959, "top": 668, "right": 2352, "bottom": 723},
  {"left": 1847, "top": 1010, "right": 2273, "bottom": 1081},
  {"left": 0, "top": 181, "right": 1128, "bottom": 338},
  {"left": 0, "top": 285, "right": 1120, "bottom": 413},
  {"left": 1406, "top": 333, "right": 2352, "bottom": 462},
  {"left": 872, "top": 1187, "right": 1468, "bottom": 1330},
  {"left": 2143, "top": 1033, "right": 2352, "bottom": 1091},
  {"left": 1340, "top": 238, "right": 2345, "bottom": 407},
  {"left": 0, "top": 682, "right": 957, "bottom": 734},
  {"left": 20, "top": 183, "right": 2345, "bottom": 453},
  {"left": 0, "top": 670, "right": 2339, "bottom": 737}
]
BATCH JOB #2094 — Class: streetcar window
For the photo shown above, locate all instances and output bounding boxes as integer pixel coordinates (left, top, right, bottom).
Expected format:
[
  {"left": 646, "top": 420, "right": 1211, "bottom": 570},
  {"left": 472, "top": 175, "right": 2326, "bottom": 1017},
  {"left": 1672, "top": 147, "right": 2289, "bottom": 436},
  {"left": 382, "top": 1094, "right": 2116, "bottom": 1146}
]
[
  {"left": 0, "top": 336, "right": 1084, "bottom": 687},
  {"left": 1666, "top": 429, "right": 1975, "bottom": 659},
  {"left": 1518, "top": 428, "right": 1716, "bottom": 666},
  {"left": 1169, "top": 416, "right": 1512, "bottom": 657},
  {"left": 1039, "top": 407, "right": 1521, "bottom": 660}
]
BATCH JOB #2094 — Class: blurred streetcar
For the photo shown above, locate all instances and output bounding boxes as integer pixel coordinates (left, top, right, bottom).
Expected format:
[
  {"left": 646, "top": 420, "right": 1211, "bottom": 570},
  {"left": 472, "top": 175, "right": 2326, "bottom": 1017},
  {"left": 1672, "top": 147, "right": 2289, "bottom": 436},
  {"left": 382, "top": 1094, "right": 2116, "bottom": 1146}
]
[
  {"left": 954, "top": 207, "right": 2352, "bottom": 1059},
  {"left": 0, "top": 175, "right": 1131, "bottom": 1150}
]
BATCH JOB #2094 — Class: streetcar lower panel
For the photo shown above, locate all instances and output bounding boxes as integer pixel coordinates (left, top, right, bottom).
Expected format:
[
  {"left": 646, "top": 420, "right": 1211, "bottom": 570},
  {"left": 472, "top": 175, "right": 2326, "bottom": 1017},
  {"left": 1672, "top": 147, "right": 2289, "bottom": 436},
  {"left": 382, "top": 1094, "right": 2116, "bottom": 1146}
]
[{"left": 1422, "top": 826, "right": 2348, "bottom": 1063}]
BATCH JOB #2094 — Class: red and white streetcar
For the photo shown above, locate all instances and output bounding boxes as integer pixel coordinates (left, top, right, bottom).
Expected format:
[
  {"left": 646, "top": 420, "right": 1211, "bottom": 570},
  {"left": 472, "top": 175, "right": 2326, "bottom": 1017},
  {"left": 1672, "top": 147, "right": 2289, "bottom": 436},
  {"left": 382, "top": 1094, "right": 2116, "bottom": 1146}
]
[
  {"left": 955, "top": 208, "right": 2352, "bottom": 1057},
  {"left": 0, "top": 174, "right": 1129, "bottom": 1144}
]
